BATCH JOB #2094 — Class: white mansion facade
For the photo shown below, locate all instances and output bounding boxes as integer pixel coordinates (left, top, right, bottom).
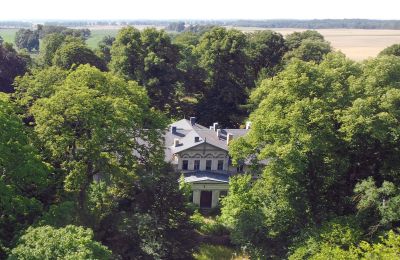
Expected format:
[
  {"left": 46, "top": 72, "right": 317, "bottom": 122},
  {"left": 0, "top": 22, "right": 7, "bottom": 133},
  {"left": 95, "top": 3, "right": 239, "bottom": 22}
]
[{"left": 164, "top": 117, "right": 251, "bottom": 208}]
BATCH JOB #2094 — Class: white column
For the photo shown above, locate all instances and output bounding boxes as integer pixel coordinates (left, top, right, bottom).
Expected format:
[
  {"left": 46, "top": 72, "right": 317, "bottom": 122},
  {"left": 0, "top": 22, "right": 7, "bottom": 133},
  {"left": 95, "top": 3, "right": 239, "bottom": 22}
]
[
  {"left": 193, "top": 190, "right": 200, "bottom": 206},
  {"left": 211, "top": 190, "right": 220, "bottom": 208}
]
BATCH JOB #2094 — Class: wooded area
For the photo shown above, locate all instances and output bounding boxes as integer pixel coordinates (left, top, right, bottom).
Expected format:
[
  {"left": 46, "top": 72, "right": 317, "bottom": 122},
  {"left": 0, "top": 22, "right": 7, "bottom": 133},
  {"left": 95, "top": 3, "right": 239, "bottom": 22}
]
[{"left": 1, "top": 24, "right": 400, "bottom": 259}]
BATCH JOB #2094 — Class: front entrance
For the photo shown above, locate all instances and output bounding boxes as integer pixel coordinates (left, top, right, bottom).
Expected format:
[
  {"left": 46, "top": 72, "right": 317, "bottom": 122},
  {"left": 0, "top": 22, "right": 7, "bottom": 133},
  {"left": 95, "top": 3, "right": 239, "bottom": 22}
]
[{"left": 200, "top": 191, "right": 212, "bottom": 208}]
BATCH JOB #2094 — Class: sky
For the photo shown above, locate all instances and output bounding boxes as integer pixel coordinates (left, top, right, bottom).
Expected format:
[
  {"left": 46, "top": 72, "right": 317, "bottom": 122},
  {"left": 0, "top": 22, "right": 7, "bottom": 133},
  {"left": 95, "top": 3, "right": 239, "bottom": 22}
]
[{"left": 1, "top": 0, "right": 400, "bottom": 21}]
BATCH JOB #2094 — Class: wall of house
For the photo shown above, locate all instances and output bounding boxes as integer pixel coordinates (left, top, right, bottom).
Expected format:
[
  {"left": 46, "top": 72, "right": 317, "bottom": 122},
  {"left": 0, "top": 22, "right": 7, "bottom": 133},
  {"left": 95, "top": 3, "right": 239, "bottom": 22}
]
[
  {"left": 177, "top": 143, "right": 230, "bottom": 173},
  {"left": 191, "top": 182, "right": 229, "bottom": 208}
]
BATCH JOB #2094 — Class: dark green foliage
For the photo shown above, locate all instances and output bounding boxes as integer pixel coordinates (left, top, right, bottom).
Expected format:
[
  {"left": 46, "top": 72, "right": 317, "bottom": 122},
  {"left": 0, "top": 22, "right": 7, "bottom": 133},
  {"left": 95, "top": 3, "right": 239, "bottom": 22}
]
[
  {"left": 246, "top": 30, "right": 287, "bottom": 79},
  {"left": 110, "top": 27, "right": 182, "bottom": 115},
  {"left": 379, "top": 43, "right": 400, "bottom": 57},
  {"left": 96, "top": 35, "right": 115, "bottom": 63},
  {"left": 284, "top": 30, "right": 332, "bottom": 63},
  {"left": 0, "top": 43, "right": 27, "bottom": 93},
  {"left": 14, "top": 29, "right": 39, "bottom": 52},
  {"left": 0, "top": 94, "right": 50, "bottom": 257},
  {"left": 98, "top": 168, "right": 194, "bottom": 259},
  {"left": 285, "top": 30, "right": 325, "bottom": 50},
  {"left": 195, "top": 27, "right": 250, "bottom": 127},
  {"left": 52, "top": 41, "right": 107, "bottom": 71},
  {"left": 223, "top": 53, "right": 400, "bottom": 257}
]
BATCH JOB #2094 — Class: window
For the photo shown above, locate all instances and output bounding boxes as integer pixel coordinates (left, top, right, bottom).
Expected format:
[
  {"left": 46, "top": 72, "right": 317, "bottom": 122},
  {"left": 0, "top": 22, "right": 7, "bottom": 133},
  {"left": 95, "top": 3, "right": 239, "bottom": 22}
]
[
  {"left": 182, "top": 160, "right": 188, "bottom": 170},
  {"left": 217, "top": 160, "right": 224, "bottom": 170},
  {"left": 237, "top": 164, "right": 244, "bottom": 173},
  {"left": 194, "top": 160, "right": 200, "bottom": 170},
  {"left": 206, "top": 160, "right": 212, "bottom": 170}
]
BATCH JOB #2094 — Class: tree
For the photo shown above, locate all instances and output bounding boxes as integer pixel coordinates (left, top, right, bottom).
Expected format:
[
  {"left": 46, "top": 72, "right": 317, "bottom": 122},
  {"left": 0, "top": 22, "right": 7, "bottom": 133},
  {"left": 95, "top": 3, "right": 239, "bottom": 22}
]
[
  {"left": 285, "top": 30, "right": 325, "bottom": 50},
  {"left": 52, "top": 41, "right": 107, "bottom": 71},
  {"left": 379, "top": 43, "right": 400, "bottom": 57},
  {"left": 225, "top": 53, "right": 362, "bottom": 257},
  {"left": 0, "top": 94, "right": 50, "bottom": 257},
  {"left": 0, "top": 43, "right": 28, "bottom": 93},
  {"left": 110, "top": 26, "right": 143, "bottom": 81},
  {"left": 96, "top": 35, "right": 115, "bottom": 64},
  {"left": 39, "top": 33, "right": 68, "bottom": 66},
  {"left": 0, "top": 36, "right": 3, "bottom": 45},
  {"left": 246, "top": 30, "right": 287, "bottom": 79},
  {"left": 110, "top": 27, "right": 182, "bottom": 115},
  {"left": 14, "top": 29, "right": 39, "bottom": 52},
  {"left": 284, "top": 39, "right": 332, "bottom": 63},
  {"left": 9, "top": 225, "right": 112, "bottom": 259},
  {"left": 195, "top": 27, "right": 250, "bottom": 127},
  {"left": 30, "top": 65, "right": 165, "bottom": 224}
]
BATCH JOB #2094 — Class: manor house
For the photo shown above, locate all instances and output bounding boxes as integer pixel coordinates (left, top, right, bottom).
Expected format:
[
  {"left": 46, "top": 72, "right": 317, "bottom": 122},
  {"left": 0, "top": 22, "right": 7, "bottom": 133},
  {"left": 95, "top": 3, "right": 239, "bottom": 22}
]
[{"left": 164, "top": 117, "right": 252, "bottom": 208}]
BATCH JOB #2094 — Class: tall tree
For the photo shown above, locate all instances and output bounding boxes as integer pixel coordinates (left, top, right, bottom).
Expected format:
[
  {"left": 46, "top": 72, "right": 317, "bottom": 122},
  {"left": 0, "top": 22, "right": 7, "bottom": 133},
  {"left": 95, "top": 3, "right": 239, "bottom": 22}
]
[
  {"left": 0, "top": 43, "right": 28, "bottom": 93},
  {"left": 0, "top": 93, "right": 50, "bottom": 257},
  {"left": 224, "top": 53, "right": 362, "bottom": 257},
  {"left": 52, "top": 41, "right": 107, "bottom": 71},
  {"left": 14, "top": 29, "right": 39, "bottom": 52},
  {"left": 30, "top": 65, "right": 165, "bottom": 223},
  {"left": 110, "top": 27, "right": 181, "bottom": 115},
  {"left": 96, "top": 35, "right": 115, "bottom": 64},
  {"left": 246, "top": 30, "right": 287, "bottom": 79},
  {"left": 195, "top": 27, "right": 250, "bottom": 127}
]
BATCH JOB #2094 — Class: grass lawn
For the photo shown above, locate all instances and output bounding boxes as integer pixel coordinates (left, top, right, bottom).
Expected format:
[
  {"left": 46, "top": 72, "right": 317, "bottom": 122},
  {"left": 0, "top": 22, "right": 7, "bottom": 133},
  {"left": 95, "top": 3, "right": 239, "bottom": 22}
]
[
  {"left": 193, "top": 244, "right": 249, "bottom": 260},
  {"left": 85, "top": 29, "right": 119, "bottom": 49},
  {"left": 0, "top": 28, "right": 18, "bottom": 44}
]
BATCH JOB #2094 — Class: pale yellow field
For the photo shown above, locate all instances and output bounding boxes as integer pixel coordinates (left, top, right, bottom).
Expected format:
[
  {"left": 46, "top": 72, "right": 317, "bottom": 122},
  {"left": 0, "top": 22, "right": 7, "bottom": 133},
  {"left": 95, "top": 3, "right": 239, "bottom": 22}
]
[{"left": 231, "top": 27, "right": 400, "bottom": 61}]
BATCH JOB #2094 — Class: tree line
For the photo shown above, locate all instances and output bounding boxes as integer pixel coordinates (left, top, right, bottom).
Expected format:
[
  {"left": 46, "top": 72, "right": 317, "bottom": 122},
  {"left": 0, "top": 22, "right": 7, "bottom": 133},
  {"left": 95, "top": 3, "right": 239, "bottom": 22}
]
[{"left": 1, "top": 25, "right": 400, "bottom": 258}]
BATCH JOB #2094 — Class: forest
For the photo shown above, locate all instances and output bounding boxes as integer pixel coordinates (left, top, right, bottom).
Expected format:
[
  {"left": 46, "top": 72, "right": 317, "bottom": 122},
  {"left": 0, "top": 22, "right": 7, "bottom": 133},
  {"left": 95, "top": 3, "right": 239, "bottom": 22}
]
[{"left": 1, "top": 24, "right": 400, "bottom": 259}]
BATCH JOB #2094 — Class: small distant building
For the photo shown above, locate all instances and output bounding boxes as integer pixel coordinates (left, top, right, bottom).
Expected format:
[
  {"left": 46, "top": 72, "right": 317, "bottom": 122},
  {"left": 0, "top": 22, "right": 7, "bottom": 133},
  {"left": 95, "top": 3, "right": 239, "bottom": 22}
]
[{"left": 164, "top": 117, "right": 252, "bottom": 208}]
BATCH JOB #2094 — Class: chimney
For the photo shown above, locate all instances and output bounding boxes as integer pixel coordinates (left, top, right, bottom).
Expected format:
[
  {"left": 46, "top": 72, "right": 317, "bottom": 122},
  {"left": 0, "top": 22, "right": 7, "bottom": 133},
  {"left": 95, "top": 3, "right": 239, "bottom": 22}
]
[
  {"left": 171, "top": 126, "right": 177, "bottom": 133},
  {"left": 246, "top": 121, "right": 252, "bottom": 130},
  {"left": 227, "top": 133, "right": 234, "bottom": 144},
  {"left": 194, "top": 136, "right": 200, "bottom": 142},
  {"left": 190, "top": 117, "right": 196, "bottom": 125},
  {"left": 213, "top": 122, "right": 219, "bottom": 131},
  {"left": 173, "top": 138, "right": 180, "bottom": 147},
  {"left": 216, "top": 129, "right": 221, "bottom": 138},
  {"left": 209, "top": 126, "right": 214, "bottom": 130}
]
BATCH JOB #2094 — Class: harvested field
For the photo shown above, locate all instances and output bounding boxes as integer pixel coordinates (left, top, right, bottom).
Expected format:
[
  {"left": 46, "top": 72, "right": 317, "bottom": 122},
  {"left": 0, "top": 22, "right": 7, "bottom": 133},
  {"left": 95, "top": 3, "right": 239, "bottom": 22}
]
[{"left": 233, "top": 27, "right": 400, "bottom": 61}]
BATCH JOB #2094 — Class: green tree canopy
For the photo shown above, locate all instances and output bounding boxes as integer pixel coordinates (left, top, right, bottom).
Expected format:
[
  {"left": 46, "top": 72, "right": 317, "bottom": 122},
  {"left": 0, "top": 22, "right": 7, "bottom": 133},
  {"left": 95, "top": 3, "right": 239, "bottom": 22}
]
[
  {"left": 9, "top": 225, "right": 112, "bottom": 259},
  {"left": 0, "top": 43, "right": 28, "bottom": 93},
  {"left": 15, "top": 29, "right": 39, "bottom": 52},
  {"left": 110, "top": 27, "right": 182, "bottom": 115},
  {"left": 30, "top": 64, "right": 165, "bottom": 222},
  {"left": 0, "top": 93, "right": 50, "bottom": 257},
  {"left": 195, "top": 27, "right": 250, "bottom": 127},
  {"left": 246, "top": 30, "right": 287, "bottom": 79},
  {"left": 285, "top": 30, "right": 325, "bottom": 50},
  {"left": 52, "top": 41, "right": 107, "bottom": 71},
  {"left": 379, "top": 43, "right": 400, "bottom": 57}
]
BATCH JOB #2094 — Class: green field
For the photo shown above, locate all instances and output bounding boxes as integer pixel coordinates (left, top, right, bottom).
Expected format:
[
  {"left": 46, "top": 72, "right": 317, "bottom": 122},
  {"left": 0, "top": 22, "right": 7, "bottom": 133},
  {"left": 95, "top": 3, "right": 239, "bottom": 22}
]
[
  {"left": 0, "top": 28, "right": 18, "bottom": 44},
  {"left": 85, "top": 29, "right": 119, "bottom": 49},
  {"left": 0, "top": 28, "right": 118, "bottom": 50}
]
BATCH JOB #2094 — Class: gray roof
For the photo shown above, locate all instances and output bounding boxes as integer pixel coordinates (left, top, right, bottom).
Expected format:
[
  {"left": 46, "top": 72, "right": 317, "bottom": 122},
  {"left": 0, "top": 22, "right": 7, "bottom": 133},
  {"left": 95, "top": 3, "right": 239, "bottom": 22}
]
[
  {"left": 184, "top": 171, "right": 230, "bottom": 183},
  {"left": 164, "top": 118, "right": 249, "bottom": 161}
]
